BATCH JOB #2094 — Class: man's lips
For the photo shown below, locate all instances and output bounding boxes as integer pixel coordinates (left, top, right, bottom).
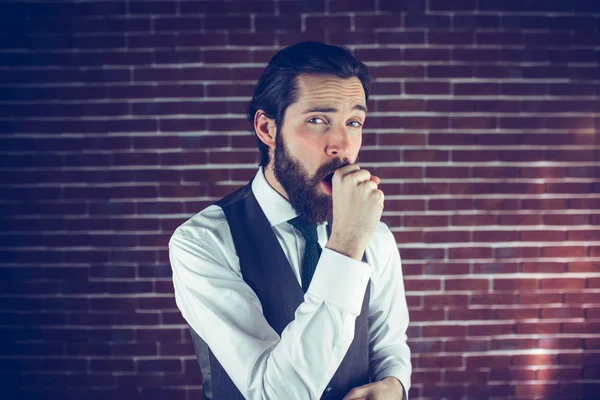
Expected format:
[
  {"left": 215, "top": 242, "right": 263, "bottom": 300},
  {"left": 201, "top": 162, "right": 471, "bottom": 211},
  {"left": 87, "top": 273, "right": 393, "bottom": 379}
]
[{"left": 320, "top": 172, "right": 335, "bottom": 194}]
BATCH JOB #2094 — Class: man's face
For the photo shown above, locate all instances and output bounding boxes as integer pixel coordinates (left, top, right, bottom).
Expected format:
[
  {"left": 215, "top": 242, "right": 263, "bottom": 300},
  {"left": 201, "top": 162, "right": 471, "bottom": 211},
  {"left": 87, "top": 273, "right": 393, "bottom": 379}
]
[{"left": 272, "top": 74, "right": 367, "bottom": 225}]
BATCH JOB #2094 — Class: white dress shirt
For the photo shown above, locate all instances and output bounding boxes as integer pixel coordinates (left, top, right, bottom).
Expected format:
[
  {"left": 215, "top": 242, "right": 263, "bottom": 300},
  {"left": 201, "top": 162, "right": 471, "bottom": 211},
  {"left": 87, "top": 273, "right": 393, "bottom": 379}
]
[{"left": 169, "top": 167, "right": 411, "bottom": 399}]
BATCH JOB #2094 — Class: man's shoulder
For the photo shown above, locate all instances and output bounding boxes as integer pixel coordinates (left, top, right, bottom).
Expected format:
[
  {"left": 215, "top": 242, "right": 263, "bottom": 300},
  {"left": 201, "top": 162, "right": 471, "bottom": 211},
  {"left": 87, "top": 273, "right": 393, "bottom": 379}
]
[
  {"left": 171, "top": 181, "right": 254, "bottom": 243},
  {"left": 169, "top": 203, "right": 229, "bottom": 248}
]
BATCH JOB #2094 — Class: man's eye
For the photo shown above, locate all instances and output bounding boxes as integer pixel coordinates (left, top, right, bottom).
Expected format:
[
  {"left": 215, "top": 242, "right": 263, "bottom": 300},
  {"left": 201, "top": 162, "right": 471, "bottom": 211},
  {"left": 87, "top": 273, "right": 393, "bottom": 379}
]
[
  {"left": 308, "top": 117, "right": 326, "bottom": 124},
  {"left": 348, "top": 121, "right": 363, "bottom": 127}
]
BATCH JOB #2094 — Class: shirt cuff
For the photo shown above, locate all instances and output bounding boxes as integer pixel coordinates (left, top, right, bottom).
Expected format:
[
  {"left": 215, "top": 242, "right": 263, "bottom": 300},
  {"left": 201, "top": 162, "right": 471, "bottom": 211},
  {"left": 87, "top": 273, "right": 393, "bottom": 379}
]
[
  {"left": 377, "top": 369, "right": 411, "bottom": 400},
  {"left": 306, "top": 248, "right": 372, "bottom": 315}
]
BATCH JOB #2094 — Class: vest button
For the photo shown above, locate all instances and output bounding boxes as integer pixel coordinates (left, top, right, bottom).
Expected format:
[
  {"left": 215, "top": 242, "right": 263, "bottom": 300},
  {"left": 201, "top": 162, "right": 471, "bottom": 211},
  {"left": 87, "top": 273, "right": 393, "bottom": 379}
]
[{"left": 324, "top": 387, "right": 333, "bottom": 397}]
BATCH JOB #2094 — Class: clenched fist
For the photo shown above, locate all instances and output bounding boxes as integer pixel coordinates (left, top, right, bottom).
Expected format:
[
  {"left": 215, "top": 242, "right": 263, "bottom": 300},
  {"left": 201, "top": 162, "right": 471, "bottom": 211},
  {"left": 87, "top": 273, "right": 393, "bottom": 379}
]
[{"left": 325, "top": 164, "right": 384, "bottom": 261}]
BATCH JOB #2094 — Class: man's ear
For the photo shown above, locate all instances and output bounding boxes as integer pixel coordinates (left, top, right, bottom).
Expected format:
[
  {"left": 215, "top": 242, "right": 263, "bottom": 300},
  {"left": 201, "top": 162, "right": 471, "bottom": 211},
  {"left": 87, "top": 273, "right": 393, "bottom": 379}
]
[{"left": 254, "top": 110, "right": 276, "bottom": 150}]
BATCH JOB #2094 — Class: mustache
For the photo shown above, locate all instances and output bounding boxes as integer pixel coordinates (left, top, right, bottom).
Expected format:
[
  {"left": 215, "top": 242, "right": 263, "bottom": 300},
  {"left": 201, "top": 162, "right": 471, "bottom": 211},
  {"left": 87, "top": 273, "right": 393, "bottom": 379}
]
[{"left": 313, "top": 158, "right": 351, "bottom": 183}]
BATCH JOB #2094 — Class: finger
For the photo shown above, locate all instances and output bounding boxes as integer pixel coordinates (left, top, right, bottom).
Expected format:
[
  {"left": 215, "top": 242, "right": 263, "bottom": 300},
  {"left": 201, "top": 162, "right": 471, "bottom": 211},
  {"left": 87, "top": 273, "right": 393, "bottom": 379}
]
[
  {"left": 359, "top": 180, "right": 378, "bottom": 192},
  {"left": 335, "top": 163, "right": 360, "bottom": 178},
  {"left": 347, "top": 169, "right": 372, "bottom": 185},
  {"left": 369, "top": 175, "right": 380, "bottom": 185},
  {"left": 371, "top": 188, "right": 385, "bottom": 202}
]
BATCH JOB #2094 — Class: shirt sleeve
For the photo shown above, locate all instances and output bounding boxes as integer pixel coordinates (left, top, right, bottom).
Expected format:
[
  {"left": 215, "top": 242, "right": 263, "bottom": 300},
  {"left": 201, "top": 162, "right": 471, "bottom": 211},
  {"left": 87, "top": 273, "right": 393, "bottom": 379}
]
[
  {"left": 169, "top": 228, "right": 371, "bottom": 400},
  {"left": 368, "top": 226, "right": 412, "bottom": 398}
]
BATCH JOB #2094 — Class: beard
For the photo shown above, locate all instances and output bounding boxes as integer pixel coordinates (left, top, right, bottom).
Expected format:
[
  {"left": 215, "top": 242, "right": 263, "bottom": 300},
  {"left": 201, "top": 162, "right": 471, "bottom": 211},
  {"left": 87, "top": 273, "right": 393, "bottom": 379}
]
[{"left": 273, "top": 130, "right": 350, "bottom": 225}]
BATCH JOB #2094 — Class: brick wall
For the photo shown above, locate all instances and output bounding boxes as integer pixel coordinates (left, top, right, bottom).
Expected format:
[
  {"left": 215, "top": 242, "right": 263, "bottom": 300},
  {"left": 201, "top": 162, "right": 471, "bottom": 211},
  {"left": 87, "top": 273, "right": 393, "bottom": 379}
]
[{"left": 1, "top": 0, "right": 599, "bottom": 399}]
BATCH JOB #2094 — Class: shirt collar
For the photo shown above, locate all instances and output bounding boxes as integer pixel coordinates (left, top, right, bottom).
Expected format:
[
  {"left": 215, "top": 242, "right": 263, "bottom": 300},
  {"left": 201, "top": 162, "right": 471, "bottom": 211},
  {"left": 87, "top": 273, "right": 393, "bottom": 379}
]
[{"left": 251, "top": 166, "right": 299, "bottom": 227}]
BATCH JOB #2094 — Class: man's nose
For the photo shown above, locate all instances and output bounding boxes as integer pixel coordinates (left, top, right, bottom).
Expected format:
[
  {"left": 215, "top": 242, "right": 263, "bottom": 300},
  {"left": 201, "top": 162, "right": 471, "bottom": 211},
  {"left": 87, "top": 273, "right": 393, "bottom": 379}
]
[{"left": 325, "top": 125, "right": 351, "bottom": 158}]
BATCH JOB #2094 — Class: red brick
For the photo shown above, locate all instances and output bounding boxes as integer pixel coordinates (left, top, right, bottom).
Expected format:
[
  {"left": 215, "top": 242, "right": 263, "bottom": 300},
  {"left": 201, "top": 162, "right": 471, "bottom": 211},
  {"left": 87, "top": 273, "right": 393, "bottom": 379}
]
[
  {"left": 562, "top": 322, "right": 600, "bottom": 334},
  {"left": 137, "top": 359, "right": 182, "bottom": 372},
  {"left": 449, "top": 247, "right": 493, "bottom": 259},
  {"left": 448, "top": 309, "right": 494, "bottom": 320},
  {"left": 424, "top": 294, "right": 469, "bottom": 308},
  {"left": 513, "top": 354, "right": 557, "bottom": 366},
  {"left": 404, "top": 278, "right": 441, "bottom": 291},
  {"left": 473, "top": 166, "right": 519, "bottom": 179},
  {"left": 404, "top": 215, "right": 449, "bottom": 227},
  {"left": 446, "top": 279, "right": 490, "bottom": 291},
  {"left": 490, "top": 367, "right": 535, "bottom": 381},
  {"left": 522, "top": 262, "right": 565, "bottom": 273},
  {"left": 541, "top": 278, "right": 586, "bottom": 290},
  {"left": 473, "top": 293, "right": 517, "bottom": 305},
  {"left": 477, "top": 31, "right": 521, "bottom": 45},
  {"left": 373, "top": 65, "right": 425, "bottom": 80},
  {"left": 469, "top": 323, "right": 515, "bottom": 336},
  {"left": 378, "top": 132, "right": 426, "bottom": 146},
  {"left": 537, "top": 367, "right": 582, "bottom": 381},
  {"left": 584, "top": 367, "right": 600, "bottom": 379},
  {"left": 568, "top": 262, "right": 600, "bottom": 273},
  {"left": 496, "top": 306, "right": 539, "bottom": 319},
  {"left": 404, "top": 14, "right": 450, "bottom": 28},
  {"left": 376, "top": 31, "right": 425, "bottom": 45},
  {"left": 117, "top": 373, "right": 164, "bottom": 388},
  {"left": 420, "top": 355, "right": 463, "bottom": 368},
  {"left": 425, "top": 230, "right": 470, "bottom": 243},
  {"left": 521, "top": 230, "right": 566, "bottom": 242},
  {"left": 538, "top": 337, "right": 583, "bottom": 350},
  {"left": 497, "top": 149, "right": 545, "bottom": 163},
  {"left": 355, "top": 14, "right": 403, "bottom": 30},
  {"left": 491, "top": 338, "right": 537, "bottom": 351},
  {"left": 495, "top": 278, "right": 539, "bottom": 291},
  {"left": 400, "top": 264, "right": 424, "bottom": 278},
  {"left": 517, "top": 322, "right": 561, "bottom": 334},
  {"left": 423, "top": 324, "right": 467, "bottom": 338},
  {"left": 305, "top": 15, "right": 351, "bottom": 31},
  {"left": 424, "top": 263, "right": 470, "bottom": 275},
  {"left": 405, "top": 81, "right": 451, "bottom": 95},
  {"left": 516, "top": 383, "right": 560, "bottom": 397},
  {"left": 474, "top": 230, "right": 519, "bottom": 242},
  {"left": 452, "top": 116, "right": 497, "bottom": 129},
  {"left": 473, "top": 262, "right": 519, "bottom": 274},
  {"left": 446, "top": 368, "right": 488, "bottom": 384},
  {"left": 429, "top": 198, "right": 474, "bottom": 211},
  {"left": 91, "top": 359, "right": 134, "bottom": 372},
  {"left": 404, "top": 149, "right": 450, "bottom": 162},
  {"left": 520, "top": 292, "right": 562, "bottom": 305},
  {"left": 452, "top": 150, "right": 498, "bottom": 163},
  {"left": 411, "top": 369, "right": 442, "bottom": 384},
  {"left": 494, "top": 246, "right": 540, "bottom": 258},
  {"left": 446, "top": 339, "right": 488, "bottom": 352},
  {"left": 545, "top": 214, "right": 590, "bottom": 225},
  {"left": 467, "top": 355, "right": 510, "bottom": 368},
  {"left": 409, "top": 309, "right": 445, "bottom": 322},
  {"left": 588, "top": 278, "right": 600, "bottom": 288}
]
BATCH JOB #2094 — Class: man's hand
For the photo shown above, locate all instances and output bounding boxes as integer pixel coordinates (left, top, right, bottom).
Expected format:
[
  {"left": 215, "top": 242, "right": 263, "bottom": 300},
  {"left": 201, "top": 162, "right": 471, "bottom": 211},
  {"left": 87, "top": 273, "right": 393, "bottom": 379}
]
[
  {"left": 342, "top": 376, "right": 404, "bottom": 400},
  {"left": 325, "top": 163, "right": 384, "bottom": 261}
]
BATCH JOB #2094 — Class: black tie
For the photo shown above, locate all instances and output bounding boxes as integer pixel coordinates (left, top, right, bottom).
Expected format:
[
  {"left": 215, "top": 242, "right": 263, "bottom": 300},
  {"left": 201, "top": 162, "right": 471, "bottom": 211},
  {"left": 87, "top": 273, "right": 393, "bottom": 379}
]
[{"left": 288, "top": 216, "right": 322, "bottom": 293}]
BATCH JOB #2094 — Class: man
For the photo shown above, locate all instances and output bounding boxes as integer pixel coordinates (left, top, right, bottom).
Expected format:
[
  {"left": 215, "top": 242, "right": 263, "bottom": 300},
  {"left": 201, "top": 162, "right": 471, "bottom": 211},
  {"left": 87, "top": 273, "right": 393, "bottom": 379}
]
[{"left": 169, "top": 42, "right": 411, "bottom": 400}]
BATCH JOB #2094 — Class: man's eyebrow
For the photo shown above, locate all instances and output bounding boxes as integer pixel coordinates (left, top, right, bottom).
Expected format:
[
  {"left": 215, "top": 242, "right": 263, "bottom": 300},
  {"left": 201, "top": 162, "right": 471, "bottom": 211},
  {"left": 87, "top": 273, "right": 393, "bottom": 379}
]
[{"left": 301, "top": 104, "right": 368, "bottom": 114}]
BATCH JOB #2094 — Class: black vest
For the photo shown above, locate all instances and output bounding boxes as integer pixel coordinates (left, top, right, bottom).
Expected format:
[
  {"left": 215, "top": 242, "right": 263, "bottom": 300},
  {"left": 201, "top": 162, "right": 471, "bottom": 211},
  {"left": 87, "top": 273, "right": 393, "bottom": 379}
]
[{"left": 189, "top": 182, "right": 371, "bottom": 399}]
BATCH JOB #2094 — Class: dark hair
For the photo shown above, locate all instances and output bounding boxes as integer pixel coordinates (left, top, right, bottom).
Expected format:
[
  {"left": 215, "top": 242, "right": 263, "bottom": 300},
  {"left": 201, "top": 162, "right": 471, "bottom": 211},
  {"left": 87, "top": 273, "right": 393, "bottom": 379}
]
[{"left": 247, "top": 42, "right": 370, "bottom": 166}]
